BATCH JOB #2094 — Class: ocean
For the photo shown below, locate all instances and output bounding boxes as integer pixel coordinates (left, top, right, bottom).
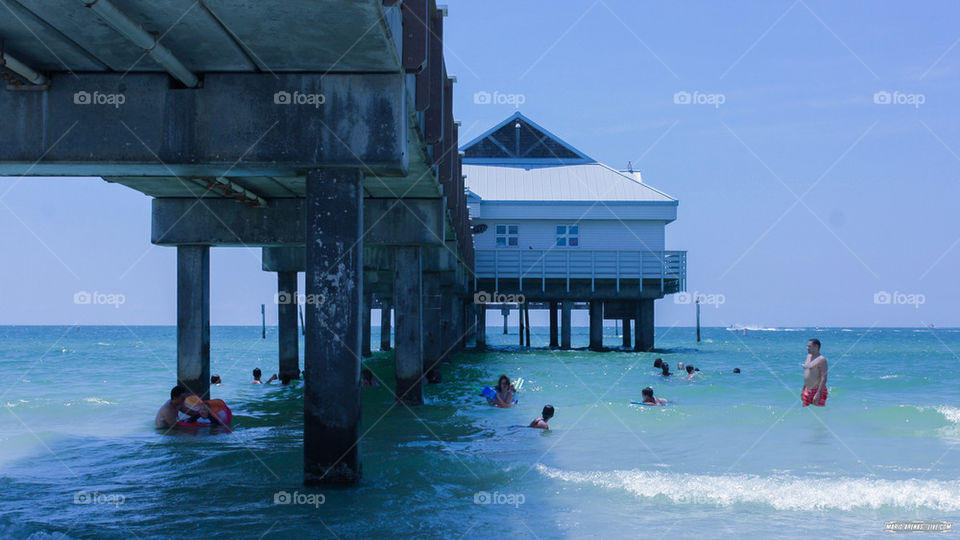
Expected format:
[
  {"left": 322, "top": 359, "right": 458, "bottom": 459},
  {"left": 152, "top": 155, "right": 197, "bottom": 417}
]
[{"left": 1, "top": 326, "right": 959, "bottom": 539}]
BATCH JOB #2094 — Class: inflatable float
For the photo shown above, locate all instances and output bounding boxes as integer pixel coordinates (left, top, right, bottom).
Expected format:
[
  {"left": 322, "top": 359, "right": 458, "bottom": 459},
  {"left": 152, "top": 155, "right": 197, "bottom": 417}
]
[
  {"left": 177, "top": 395, "right": 233, "bottom": 429},
  {"left": 479, "top": 377, "right": 524, "bottom": 405}
]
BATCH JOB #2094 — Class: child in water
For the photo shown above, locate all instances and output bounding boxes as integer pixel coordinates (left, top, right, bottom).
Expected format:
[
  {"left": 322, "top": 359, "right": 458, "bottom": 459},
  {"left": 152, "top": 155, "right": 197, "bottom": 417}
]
[
  {"left": 641, "top": 387, "right": 667, "bottom": 406},
  {"left": 529, "top": 405, "right": 555, "bottom": 430},
  {"left": 492, "top": 375, "right": 515, "bottom": 407}
]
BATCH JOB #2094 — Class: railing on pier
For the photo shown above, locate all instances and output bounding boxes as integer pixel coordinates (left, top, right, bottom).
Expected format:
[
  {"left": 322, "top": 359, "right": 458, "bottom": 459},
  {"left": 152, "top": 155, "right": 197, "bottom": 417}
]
[{"left": 474, "top": 250, "right": 686, "bottom": 293}]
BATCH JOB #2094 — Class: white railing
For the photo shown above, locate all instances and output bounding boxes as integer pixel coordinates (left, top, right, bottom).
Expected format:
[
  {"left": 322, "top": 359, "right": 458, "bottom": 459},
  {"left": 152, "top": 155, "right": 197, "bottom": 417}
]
[{"left": 474, "top": 249, "right": 686, "bottom": 292}]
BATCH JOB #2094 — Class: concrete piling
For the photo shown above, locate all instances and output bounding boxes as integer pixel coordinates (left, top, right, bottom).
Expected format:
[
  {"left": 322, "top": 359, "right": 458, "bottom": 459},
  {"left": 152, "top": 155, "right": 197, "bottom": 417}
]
[
  {"left": 277, "top": 270, "right": 300, "bottom": 379},
  {"left": 177, "top": 245, "right": 210, "bottom": 398},
  {"left": 561, "top": 301, "right": 572, "bottom": 350},
  {"left": 621, "top": 318, "right": 631, "bottom": 349},
  {"left": 361, "top": 293, "right": 372, "bottom": 358},
  {"left": 635, "top": 299, "right": 655, "bottom": 352},
  {"left": 549, "top": 300, "right": 559, "bottom": 348},
  {"left": 589, "top": 300, "right": 603, "bottom": 351},
  {"left": 303, "top": 168, "right": 363, "bottom": 485},
  {"left": 393, "top": 247, "right": 424, "bottom": 405},
  {"left": 380, "top": 297, "right": 392, "bottom": 351}
]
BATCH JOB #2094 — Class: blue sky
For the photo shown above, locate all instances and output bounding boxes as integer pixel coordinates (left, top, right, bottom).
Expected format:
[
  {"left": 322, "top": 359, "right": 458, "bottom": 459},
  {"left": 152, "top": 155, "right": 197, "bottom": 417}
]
[{"left": 1, "top": 0, "right": 958, "bottom": 327}]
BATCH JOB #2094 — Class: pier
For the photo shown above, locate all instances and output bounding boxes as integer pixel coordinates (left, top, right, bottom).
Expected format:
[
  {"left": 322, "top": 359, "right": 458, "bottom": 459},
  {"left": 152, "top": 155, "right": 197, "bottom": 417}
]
[{"left": 0, "top": 0, "right": 470, "bottom": 485}]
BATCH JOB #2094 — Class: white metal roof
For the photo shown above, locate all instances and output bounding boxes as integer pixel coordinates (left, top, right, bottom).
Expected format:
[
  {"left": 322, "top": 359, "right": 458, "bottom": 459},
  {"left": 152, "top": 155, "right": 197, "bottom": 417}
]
[{"left": 463, "top": 163, "right": 677, "bottom": 203}]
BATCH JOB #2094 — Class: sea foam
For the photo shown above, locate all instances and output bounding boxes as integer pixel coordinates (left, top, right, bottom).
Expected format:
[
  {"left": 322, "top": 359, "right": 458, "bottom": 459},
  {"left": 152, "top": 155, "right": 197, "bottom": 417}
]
[{"left": 536, "top": 465, "right": 960, "bottom": 511}]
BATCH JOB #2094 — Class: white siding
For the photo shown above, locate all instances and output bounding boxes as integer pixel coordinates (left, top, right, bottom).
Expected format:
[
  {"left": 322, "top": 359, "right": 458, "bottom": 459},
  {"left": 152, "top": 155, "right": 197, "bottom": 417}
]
[{"left": 474, "top": 219, "right": 665, "bottom": 251}]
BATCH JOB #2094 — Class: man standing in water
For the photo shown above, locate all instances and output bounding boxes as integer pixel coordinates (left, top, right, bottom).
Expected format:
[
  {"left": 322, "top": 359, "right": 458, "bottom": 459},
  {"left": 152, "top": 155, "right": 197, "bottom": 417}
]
[{"left": 802, "top": 339, "right": 828, "bottom": 407}]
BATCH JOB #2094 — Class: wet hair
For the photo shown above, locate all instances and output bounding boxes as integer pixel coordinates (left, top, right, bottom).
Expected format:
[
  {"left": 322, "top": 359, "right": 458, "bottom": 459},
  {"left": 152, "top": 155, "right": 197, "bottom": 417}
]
[
  {"left": 653, "top": 359, "right": 663, "bottom": 368},
  {"left": 171, "top": 385, "right": 187, "bottom": 399},
  {"left": 686, "top": 365, "right": 694, "bottom": 374},
  {"left": 809, "top": 338, "right": 821, "bottom": 349},
  {"left": 362, "top": 368, "right": 374, "bottom": 383},
  {"left": 661, "top": 364, "right": 671, "bottom": 375},
  {"left": 733, "top": 368, "right": 741, "bottom": 373},
  {"left": 498, "top": 375, "right": 511, "bottom": 389},
  {"left": 541, "top": 405, "right": 555, "bottom": 420},
  {"left": 210, "top": 374, "right": 221, "bottom": 384},
  {"left": 253, "top": 368, "right": 262, "bottom": 380},
  {"left": 642, "top": 387, "right": 654, "bottom": 397},
  {"left": 694, "top": 368, "right": 700, "bottom": 372}
]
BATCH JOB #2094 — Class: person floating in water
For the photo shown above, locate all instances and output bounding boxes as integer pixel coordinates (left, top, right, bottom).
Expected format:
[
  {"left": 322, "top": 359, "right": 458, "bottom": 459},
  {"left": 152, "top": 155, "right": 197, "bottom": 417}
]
[
  {"left": 362, "top": 368, "right": 378, "bottom": 387},
  {"left": 802, "top": 339, "right": 828, "bottom": 406},
  {"left": 660, "top": 363, "right": 671, "bottom": 377},
  {"left": 252, "top": 368, "right": 277, "bottom": 384},
  {"left": 155, "top": 385, "right": 208, "bottom": 429},
  {"left": 685, "top": 365, "right": 696, "bottom": 379},
  {"left": 492, "top": 375, "right": 515, "bottom": 408},
  {"left": 530, "top": 405, "right": 555, "bottom": 430},
  {"left": 210, "top": 374, "right": 222, "bottom": 385},
  {"left": 640, "top": 386, "right": 667, "bottom": 406}
]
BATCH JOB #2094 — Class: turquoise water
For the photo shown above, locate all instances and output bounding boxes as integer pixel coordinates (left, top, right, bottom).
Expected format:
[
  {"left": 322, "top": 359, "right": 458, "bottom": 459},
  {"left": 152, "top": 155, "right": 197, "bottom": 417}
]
[{"left": 2, "top": 326, "right": 960, "bottom": 538}]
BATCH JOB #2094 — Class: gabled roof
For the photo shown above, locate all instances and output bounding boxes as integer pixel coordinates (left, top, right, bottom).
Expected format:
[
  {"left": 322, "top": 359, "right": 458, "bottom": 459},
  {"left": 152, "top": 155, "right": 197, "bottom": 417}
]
[
  {"left": 463, "top": 163, "right": 676, "bottom": 203},
  {"left": 460, "top": 112, "right": 595, "bottom": 167}
]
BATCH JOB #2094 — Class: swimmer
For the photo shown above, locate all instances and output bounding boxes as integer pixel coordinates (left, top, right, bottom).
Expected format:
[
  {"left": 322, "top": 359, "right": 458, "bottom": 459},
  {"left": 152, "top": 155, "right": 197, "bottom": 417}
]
[
  {"left": 155, "top": 385, "right": 208, "bottom": 429},
  {"left": 733, "top": 368, "right": 741, "bottom": 374},
  {"left": 253, "top": 368, "right": 277, "bottom": 384},
  {"left": 677, "top": 362, "right": 685, "bottom": 372},
  {"left": 210, "top": 374, "right": 222, "bottom": 386},
  {"left": 492, "top": 375, "right": 514, "bottom": 408},
  {"left": 640, "top": 386, "right": 667, "bottom": 406},
  {"left": 802, "top": 339, "right": 828, "bottom": 407},
  {"left": 653, "top": 358, "right": 663, "bottom": 369},
  {"left": 529, "top": 405, "right": 555, "bottom": 430},
  {"left": 685, "top": 365, "right": 696, "bottom": 379},
  {"left": 362, "top": 368, "right": 379, "bottom": 387},
  {"left": 660, "top": 363, "right": 671, "bottom": 377}
]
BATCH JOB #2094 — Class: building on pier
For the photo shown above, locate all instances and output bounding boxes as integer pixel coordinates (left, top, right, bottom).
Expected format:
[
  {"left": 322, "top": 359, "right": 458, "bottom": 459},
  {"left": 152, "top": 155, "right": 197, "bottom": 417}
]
[{"left": 464, "top": 112, "right": 686, "bottom": 351}]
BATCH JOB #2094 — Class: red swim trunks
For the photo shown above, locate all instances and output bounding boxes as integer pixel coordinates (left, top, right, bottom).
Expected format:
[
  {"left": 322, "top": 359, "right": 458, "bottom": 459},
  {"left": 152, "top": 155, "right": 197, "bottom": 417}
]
[{"left": 801, "top": 387, "right": 827, "bottom": 407}]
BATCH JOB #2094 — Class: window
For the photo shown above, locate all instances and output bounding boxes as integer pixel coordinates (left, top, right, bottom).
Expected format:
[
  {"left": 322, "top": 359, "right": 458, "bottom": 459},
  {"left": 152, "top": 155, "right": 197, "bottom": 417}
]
[
  {"left": 495, "top": 224, "right": 519, "bottom": 248},
  {"left": 556, "top": 224, "right": 579, "bottom": 247}
]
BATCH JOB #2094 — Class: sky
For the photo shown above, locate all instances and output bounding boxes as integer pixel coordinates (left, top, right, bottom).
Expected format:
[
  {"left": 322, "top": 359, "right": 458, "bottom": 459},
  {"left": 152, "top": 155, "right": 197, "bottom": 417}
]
[{"left": 1, "top": 0, "right": 958, "bottom": 327}]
